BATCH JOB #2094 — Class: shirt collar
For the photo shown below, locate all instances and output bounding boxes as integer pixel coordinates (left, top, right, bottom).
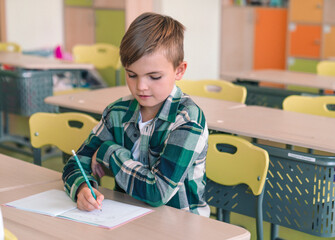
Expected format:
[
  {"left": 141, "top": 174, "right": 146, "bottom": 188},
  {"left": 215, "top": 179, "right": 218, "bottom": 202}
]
[{"left": 122, "top": 85, "right": 182, "bottom": 124}]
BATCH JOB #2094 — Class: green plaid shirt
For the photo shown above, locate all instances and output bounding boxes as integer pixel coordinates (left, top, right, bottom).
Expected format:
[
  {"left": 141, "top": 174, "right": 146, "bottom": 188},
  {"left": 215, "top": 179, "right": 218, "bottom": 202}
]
[{"left": 63, "top": 85, "right": 210, "bottom": 216}]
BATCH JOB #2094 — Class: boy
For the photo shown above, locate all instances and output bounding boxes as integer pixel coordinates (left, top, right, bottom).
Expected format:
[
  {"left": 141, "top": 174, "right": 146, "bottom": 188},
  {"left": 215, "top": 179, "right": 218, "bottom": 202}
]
[{"left": 62, "top": 12, "right": 210, "bottom": 217}]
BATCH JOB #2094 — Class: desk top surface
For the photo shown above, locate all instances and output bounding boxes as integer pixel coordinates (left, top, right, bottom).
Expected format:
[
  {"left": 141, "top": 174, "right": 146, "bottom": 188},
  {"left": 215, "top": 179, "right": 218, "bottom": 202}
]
[
  {"left": 45, "top": 86, "right": 335, "bottom": 153},
  {"left": 209, "top": 105, "right": 335, "bottom": 153},
  {"left": 221, "top": 69, "right": 335, "bottom": 90},
  {"left": 0, "top": 181, "right": 250, "bottom": 240},
  {"left": 45, "top": 86, "right": 245, "bottom": 115},
  {"left": 0, "top": 52, "right": 94, "bottom": 70},
  {"left": 0, "top": 153, "right": 61, "bottom": 192}
]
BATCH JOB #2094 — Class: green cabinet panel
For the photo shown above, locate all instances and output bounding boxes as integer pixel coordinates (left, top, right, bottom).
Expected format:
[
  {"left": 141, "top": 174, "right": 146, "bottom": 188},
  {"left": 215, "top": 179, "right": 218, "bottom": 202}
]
[
  {"left": 288, "top": 58, "right": 319, "bottom": 73},
  {"left": 287, "top": 58, "right": 320, "bottom": 93},
  {"left": 95, "top": 10, "right": 125, "bottom": 46},
  {"left": 95, "top": 10, "right": 126, "bottom": 86},
  {"left": 65, "top": 0, "right": 93, "bottom": 7}
]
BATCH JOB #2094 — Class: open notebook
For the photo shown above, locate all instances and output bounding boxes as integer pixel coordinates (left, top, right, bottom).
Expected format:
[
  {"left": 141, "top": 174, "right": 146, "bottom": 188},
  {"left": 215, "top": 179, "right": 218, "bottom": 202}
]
[{"left": 5, "top": 189, "right": 153, "bottom": 229}]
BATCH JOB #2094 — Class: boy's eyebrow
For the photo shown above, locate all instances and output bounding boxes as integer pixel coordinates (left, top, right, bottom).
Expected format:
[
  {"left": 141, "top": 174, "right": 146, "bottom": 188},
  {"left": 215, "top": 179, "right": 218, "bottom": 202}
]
[{"left": 125, "top": 69, "right": 162, "bottom": 75}]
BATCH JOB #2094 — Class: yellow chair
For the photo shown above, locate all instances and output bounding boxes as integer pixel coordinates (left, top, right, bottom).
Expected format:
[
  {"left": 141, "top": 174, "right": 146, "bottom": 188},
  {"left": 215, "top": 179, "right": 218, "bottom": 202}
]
[
  {"left": 283, "top": 95, "right": 335, "bottom": 118},
  {"left": 317, "top": 61, "right": 335, "bottom": 76},
  {"left": 72, "top": 43, "right": 122, "bottom": 86},
  {"left": 176, "top": 79, "right": 247, "bottom": 103},
  {"left": 29, "top": 112, "right": 98, "bottom": 166},
  {"left": 205, "top": 134, "right": 269, "bottom": 240},
  {"left": 0, "top": 42, "right": 21, "bottom": 52}
]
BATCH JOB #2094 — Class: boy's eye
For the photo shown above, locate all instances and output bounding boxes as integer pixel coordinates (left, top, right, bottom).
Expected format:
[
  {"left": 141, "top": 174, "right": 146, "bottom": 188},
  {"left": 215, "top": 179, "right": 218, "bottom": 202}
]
[
  {"left": 150, "top": 76, "right": 161, "bottom": 80},
  {"left": 128, "top": 74, "right": 137, "bottom": 78}
]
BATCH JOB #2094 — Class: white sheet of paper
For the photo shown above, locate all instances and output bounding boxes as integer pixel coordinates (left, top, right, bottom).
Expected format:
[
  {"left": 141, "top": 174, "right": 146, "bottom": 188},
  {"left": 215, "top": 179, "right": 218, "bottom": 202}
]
[
  {"left": 5, "top": 189, "right": 77, "bottom": 216},
  {"left": 60, "top": 199, "right": 152, "bottom": 229},
  {"left": 5, "top": 189, "right": 153, "bottom": 229}
]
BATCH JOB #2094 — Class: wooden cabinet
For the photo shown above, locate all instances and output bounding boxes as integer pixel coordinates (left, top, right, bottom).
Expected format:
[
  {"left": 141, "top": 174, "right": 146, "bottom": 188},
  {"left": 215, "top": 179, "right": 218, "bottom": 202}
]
[
  {"left": 220, "top": 6, "right": 287, "bottom": 75},
  {"left": 64, "top": 7, "right": 95, "bottom": 52},
  {"left": 287, "top": 0, "right": 335, "bottom": 73},
  {"left": 64, "top": 1, "right": 125, "bottom": 52}
]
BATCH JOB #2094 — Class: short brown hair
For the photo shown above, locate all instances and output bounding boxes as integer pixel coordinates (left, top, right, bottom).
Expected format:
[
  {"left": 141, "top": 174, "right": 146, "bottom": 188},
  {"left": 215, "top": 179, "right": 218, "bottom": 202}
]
[{"left": 120, "top": 12, "right": 185, "bottom": 69}]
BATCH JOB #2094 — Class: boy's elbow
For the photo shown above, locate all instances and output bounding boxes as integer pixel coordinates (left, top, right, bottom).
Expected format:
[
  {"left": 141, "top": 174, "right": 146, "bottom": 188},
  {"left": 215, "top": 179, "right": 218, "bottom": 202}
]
[{"left": 147, "top": 201, "right": 165, "bottom": 208}]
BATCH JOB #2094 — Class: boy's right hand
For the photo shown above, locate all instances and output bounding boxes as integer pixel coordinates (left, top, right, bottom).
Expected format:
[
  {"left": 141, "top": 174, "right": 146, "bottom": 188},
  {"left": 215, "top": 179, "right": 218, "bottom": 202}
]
[
  {"left": 77, "top": 183, "right": 104, "bottom": 211},
  {"left": 91, "top": 149, "right": 105, "bottom": 178}
]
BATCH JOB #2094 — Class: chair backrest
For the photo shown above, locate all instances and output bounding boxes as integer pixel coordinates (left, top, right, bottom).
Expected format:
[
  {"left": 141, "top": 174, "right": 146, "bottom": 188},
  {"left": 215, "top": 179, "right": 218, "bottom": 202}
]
[
  {"left": 283, "top": 95, "right": 335, "bottom": 118},
  {"left": 317, "top": 61, "right": 335, "bottom": 76},
  {"left": 0, "top": 42, "right": 21, "bottom": 52},
  {"left": 29, "top": 112, "right": 98, "bottom": 155},
  {"left": 176, "top": 79, "right": 247, "bottom": 103},
  {"left": 72, "top": 43, "right": 121, "bottom": 70},
  {"left": 206, "top": 134, "right": 269, "bottom": 196}
]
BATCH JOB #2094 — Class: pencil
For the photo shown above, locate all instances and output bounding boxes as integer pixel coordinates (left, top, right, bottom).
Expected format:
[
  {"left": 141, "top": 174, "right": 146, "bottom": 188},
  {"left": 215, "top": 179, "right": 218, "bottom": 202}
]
[{"left": 71, "top": 150, "right": 97, "bottom": 200}]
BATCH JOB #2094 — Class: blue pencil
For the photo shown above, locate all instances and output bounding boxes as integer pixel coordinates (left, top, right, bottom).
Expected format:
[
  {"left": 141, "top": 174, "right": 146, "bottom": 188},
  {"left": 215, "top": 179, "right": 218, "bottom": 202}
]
[{"left": 71, "top": 150, "right": 97, "bottom": 200}]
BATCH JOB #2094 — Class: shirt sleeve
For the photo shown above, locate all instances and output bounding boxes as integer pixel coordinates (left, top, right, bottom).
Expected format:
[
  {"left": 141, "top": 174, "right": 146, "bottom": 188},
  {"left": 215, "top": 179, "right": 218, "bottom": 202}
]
[
  {"left": 62, "top": 110, "right": 114, "bottom": 201},
  {"left": 96, "top": 118, "right": 208, "bottom": 207}
]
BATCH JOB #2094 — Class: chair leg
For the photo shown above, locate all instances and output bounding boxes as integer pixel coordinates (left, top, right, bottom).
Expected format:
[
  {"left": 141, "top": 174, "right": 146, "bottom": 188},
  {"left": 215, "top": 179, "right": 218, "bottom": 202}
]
[
  {"left": 271, "top": 224, "right": 280, "bottom": 240},
  {"left": 33, "top": 147, "right": 42, "bottom": 166}
]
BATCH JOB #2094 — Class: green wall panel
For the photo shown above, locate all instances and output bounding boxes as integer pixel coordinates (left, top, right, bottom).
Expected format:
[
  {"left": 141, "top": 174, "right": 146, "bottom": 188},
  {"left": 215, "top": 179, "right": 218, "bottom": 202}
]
[
  {"left": 287, "top": 58, "right": 320, "bottom": 93},
  {"left": 64, "top": 0, "right": 93, "bottom": 7}
]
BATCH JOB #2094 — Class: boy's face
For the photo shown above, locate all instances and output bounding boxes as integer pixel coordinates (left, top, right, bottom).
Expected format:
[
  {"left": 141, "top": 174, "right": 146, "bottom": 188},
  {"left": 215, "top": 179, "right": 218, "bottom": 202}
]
[{"left": 125, "top": 49, "right": 187, "bottom": 120}]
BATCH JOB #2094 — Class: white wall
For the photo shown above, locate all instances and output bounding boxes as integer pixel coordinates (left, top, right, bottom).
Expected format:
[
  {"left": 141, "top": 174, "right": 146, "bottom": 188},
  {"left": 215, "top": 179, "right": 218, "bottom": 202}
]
[
  {"left": 5, "top": 0, "right": 63, "bottom": 50},
  {"left": 4, "top": 0, "right": 221, "bottom": 79},
  {"left": 154, "top": 0, "right": 221, "bottom": 80}
]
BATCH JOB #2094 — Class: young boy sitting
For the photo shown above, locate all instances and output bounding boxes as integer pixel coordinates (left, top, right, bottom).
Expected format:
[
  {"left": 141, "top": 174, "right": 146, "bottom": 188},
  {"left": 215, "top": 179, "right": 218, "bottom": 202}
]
[{"left": 62, "top": 12, "right": 210, "bottom": 217}]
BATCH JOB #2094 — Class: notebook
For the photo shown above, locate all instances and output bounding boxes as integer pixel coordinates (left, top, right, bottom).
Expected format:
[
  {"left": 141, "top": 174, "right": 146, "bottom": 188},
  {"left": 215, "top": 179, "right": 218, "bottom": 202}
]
[{"left": 5, "top": 189, "right": 153, "bottom": 229}]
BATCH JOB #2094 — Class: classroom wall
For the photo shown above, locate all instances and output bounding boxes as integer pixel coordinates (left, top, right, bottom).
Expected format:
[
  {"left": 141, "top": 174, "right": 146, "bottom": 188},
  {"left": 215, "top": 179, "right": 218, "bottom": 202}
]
[
  {"left": 4, "top": 0, "right": 220, "bottom": 79},
  {"left": 154, "top": 0, "right": 221, "bottom": 80},
  {"left": 5, "top": 0, "right": 63, "bottom": 50}
]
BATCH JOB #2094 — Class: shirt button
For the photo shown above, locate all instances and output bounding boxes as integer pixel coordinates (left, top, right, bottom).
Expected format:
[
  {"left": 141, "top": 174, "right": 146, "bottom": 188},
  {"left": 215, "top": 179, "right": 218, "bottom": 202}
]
[{"left": 134, "top": 134, "right": 138, "bottom": 137}]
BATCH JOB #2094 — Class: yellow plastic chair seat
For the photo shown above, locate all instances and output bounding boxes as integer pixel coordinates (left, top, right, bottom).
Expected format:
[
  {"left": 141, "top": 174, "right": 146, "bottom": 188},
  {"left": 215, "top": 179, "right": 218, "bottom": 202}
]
[
  {"left": 176, "top": 79, "right": 247, "bottom": 103},
  {"left": 29, "top": 112, "right": 98, "bottom": 165},
  {"left": 72, "top": 43, "right": 121, "bottom": 70},
  {"left": 206, "top": 134, "right": 269, "bottom": 196},
  {"left": 283, "top": 95, "right": 335, "bottom": 118}
]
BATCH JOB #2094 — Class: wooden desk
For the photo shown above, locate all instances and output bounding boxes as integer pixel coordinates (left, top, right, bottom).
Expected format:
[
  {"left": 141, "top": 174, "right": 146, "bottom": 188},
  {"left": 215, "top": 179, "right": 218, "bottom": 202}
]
[
  {"left": 45, "top": 86, "right": 335, "bottom": 153},
  {"left": 221, "top": 69, "right": 335, "bottom": 108},
  {"left": 209, "top": 105, "right": 335, "bottom": 153},
  {"left": 45, "top": 86, "right": 246, "bottom": 118},
  {"left": 0, "top": 153, "right": 61, "bottom": 192},
  {"left": 0, "top": 52, "right": 93, "bottom": 70},
  {"left": 0, "top": 181, "right": 250, "bottom": 240},
  {"left": 221, "top": 69, "right": 335, "bottom": 90}
]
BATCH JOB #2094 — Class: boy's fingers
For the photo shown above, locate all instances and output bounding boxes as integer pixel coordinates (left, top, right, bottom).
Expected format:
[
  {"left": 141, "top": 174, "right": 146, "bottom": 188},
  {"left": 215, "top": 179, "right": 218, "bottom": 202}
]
[{"left": 84, "top": 191, "right": 100, "bottom": 209}]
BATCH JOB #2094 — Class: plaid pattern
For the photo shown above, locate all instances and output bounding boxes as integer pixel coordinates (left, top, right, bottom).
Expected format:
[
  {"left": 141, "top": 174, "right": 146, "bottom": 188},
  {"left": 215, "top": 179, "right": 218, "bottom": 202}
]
[{"left": 62, "top": 85, "right": 210, "bottom": 216}]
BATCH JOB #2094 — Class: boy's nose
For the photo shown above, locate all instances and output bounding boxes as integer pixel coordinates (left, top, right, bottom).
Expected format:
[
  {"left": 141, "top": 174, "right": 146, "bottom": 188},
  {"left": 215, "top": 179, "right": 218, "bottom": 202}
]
[{"left": 136, "top": 78, "right": 149, "bottom": 90}]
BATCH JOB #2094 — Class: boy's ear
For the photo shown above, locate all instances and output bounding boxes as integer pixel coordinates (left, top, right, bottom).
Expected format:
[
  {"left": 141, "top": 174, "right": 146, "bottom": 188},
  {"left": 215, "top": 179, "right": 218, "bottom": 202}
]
[{"left": 175, "top": 61, "right": 187, "bottom": 80}]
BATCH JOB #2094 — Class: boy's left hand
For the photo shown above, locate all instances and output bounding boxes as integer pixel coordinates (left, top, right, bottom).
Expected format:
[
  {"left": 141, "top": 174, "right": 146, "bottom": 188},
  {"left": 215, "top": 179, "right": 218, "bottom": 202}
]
[{"left": 92, "top": 149, "right": 105, "bottom": 178}]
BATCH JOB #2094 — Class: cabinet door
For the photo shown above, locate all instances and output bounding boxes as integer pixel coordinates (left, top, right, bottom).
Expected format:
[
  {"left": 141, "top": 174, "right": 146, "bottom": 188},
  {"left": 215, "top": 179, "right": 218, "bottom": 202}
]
[
  {"left": 323, "top": 25, "right": 335, "bottom": 58},
  {"left": 253, "top": 8, "right": 287, "bottom": 69},
  {"left": 95, "top": 9, "right": 125, "bottom": 46},
  {"left": 290, "top": 0, "right": 323, "bottom": 23},
  {"left": 64, "top": 7, "right": 95, "bottom": 52},
  {"left": 220, "top": 7, "right": 254, "bottom": 74},
  {"left": 289, "top": 24, "right": 321, "bottom": 58}
]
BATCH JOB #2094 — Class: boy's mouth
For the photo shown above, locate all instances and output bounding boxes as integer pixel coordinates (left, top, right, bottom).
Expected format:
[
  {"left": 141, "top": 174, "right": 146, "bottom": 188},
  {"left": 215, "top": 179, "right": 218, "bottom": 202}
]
[{"left": 138, "top": 94, "right": 151, "bottom": 99}]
